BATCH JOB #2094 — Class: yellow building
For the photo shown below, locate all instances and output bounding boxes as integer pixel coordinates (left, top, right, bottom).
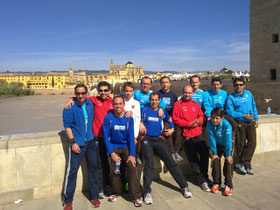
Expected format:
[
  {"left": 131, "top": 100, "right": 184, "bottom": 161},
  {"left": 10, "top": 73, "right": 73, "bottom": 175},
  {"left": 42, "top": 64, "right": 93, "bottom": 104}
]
[
  {"left": 85, "top": 59, "right": 144, "bottom": 87},
  {"left": 0, "top": 73, "right": 66, "bottom": 89},
  {"left": 109, "top": 59, "right": 144, "bottom": 82}
]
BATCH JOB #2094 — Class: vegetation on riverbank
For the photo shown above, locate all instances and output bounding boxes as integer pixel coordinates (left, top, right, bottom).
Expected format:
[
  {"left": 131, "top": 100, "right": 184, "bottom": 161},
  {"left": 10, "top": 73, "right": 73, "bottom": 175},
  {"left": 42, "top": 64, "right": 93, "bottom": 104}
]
[{"left": 0, "top": 80, "right": 34, "bottom": 97}]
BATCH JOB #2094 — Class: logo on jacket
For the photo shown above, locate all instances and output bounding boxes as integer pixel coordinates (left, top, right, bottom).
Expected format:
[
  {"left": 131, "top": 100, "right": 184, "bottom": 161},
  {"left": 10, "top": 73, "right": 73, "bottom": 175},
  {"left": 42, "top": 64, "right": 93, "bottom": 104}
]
[
  {"left": 148, "top": 117, "right": 159, "bottom": 122},
  {"left": 114, "top": 125, "right": 126, "bottom": 130}
]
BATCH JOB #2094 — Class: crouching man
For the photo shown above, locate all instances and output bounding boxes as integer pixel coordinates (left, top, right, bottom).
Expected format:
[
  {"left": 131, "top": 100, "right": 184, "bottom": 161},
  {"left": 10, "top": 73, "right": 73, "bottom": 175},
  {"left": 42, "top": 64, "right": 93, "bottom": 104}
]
[
  {"left": 62, "top": 84, "right": 100, "bottom": 210},
  {"left": 103, "top": 96, "right": 143, "bottom": 207},
  {"left": 141, "top": 93, "right": 192, "bottom": 205}
]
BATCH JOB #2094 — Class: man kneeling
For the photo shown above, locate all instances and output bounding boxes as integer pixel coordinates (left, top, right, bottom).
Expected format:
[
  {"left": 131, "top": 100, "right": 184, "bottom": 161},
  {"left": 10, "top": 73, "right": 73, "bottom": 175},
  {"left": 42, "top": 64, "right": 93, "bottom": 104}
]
[{"left": 103, "top": 96, "right": 143, "bottom": 207}]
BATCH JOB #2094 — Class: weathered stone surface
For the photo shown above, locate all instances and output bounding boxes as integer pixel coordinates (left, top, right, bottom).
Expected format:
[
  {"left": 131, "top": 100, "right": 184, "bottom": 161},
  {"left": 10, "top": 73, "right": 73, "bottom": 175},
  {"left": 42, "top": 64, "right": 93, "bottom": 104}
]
[
  {"left": 260, "top": 123, "right": 279, "bottom": 152},
  {"left": 0, "top": 189, "right": 33, "bottom": 205},
  {"left": 33, "top": 184, "right": 64, "bottom": 199},
  {"left": 51, "top": 143, "right": 67, "bottom": 184},
  {"left": 17, "top": 145, "right": 51, "bottom": 189},
  {"left": 0, "top": 149, "right": 17, "bottom": 193}
]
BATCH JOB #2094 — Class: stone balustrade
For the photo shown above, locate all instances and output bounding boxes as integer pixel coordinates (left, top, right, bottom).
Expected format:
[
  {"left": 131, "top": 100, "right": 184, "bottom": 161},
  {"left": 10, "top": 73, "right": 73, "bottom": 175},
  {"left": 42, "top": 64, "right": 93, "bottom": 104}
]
[{"left": 0, "top": 114, "right": 280, "bottom": 204}]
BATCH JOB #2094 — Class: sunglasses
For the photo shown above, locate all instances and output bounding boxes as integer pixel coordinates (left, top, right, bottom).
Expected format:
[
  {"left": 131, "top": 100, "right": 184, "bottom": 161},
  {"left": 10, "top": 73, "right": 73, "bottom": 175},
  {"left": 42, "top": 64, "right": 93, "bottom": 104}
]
[
  {"left": 98, "top": 89, "right": 109, "bottom": 92},
  {"left": 75, "top": 92, "right": 87, "bottom": 95},
  {"left": 234, "top": 84, "right": 244, "bottom": 87}
]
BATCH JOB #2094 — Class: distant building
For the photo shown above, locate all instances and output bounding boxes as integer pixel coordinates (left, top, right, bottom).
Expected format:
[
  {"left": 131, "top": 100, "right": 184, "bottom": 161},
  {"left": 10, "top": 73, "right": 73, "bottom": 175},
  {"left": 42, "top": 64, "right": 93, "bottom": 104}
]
[
  {"left": 85, "top": 59, "right": 144, "bottom": 86},
  {"left": 109, "top": 59, "right": 144, "bottom": 82},
  {"left": 0, "top": 73, "right": 66, "bottom": 89},
  {"left": 0, "top": 60, "right": 145, "bottom": 89},
  {"left": 250, "top": 0, "right": 280, "bottom": 82}
]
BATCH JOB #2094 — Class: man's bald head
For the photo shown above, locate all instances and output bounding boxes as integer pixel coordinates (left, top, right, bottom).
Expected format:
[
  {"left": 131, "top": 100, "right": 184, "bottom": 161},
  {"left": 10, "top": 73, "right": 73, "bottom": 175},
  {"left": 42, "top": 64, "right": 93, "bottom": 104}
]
[
  {"left": 182, "top": 85, "right": 193, "bottom": 100},
  {"left": 183, "top": 85, "right": 193, "bottom": 93}
]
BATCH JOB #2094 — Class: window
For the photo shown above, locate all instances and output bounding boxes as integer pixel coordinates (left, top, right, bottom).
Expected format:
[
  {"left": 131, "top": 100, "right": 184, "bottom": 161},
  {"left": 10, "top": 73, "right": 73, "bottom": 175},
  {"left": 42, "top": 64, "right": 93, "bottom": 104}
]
[
  {"left": 270, "top": 69, "right": 277, "bottom": 80},
  {"left": 272, "top": 34, "right": 279, "bottom": 43}
]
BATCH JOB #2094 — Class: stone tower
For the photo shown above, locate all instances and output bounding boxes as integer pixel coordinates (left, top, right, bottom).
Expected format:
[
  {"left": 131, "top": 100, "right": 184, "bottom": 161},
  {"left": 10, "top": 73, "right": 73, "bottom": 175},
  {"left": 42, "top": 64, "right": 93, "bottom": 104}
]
[{"left": 250, "top": 0, "right": 280, "bottom": 82}]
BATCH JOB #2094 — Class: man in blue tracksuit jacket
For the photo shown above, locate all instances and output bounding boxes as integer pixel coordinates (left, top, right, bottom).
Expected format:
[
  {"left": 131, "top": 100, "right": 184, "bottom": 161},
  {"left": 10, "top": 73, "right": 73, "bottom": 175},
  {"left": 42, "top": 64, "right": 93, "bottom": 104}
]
[
  {"left": 226, "top": 77, "right": 259, "bottom": 175},
  {"left": 141, "top": 92, "right": 192, "bottom": 205},
  {"left": 205, "top": 77, "right": 228, "bottom": 118},
  {"left": 62, "top": 84, "right": 100, "bottom": 209},
  {"left": 103, "top": 96, "right": 142, "bottom": 206}
]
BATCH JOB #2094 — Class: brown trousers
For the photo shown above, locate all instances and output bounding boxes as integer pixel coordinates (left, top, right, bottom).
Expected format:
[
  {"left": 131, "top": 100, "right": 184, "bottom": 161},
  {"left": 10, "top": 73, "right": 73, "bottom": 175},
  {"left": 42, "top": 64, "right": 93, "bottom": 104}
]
[
  {"left": 162, "top": 122, "right": 182, "bottom": 153},
  {"left": 238, "top": 121, "right": 256, "bottom": 168},
  {"left": 212, "top": 145, "right": 234, "bottom": 188},
  {"left": 109, "top": 147, "right": 142, "bottom": 201}
]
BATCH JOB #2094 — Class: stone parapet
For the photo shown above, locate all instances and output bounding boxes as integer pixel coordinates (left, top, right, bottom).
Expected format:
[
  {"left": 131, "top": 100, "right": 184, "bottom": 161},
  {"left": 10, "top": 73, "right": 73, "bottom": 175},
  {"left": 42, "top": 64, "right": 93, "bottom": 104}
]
[{"left": 0, "top": 114, "right": 280, "bottom": 204}]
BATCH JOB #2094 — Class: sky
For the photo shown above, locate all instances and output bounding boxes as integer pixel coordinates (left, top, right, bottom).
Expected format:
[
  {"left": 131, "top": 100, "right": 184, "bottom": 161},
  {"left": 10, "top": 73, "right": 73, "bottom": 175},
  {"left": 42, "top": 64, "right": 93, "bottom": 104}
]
[{"left": 0, "top": 0, "right": 250, "bottom": 72}]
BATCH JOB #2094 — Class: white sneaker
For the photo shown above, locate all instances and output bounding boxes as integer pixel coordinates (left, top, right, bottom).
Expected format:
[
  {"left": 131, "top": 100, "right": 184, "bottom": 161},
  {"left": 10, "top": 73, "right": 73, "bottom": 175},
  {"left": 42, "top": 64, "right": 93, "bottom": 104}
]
[
  {"left": 134, "top": 199, "right": 143, "bottom": 207},
  {"left": 183, "top": 187, "right": 192, "bottom": 198},
  {"left": 108, "top": 195, "right": 118, "bottom": 202},
  {"left": 200, "top": 182, "right": 211, "bottom": 192},
  {"left": 144, "top": 193, "right": 153, "bottom": 205}
]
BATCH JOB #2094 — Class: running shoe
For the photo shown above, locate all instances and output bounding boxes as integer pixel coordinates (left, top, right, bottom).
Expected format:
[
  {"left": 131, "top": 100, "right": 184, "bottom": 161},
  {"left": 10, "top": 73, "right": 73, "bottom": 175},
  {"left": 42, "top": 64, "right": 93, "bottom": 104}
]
[
  {"left": 134, "top": 199, "right": 143, "bottom": 207},
  {"left": 183, "top": 187, "right": 192, "bottom": 198},
  {"left": 235, "top": 164, "right": 247, "bottom": 174},
  {"left": 108, "top": 195, "right": 118, "bottom": 202},
  {"left": 200, "top": 182, "right": 211, "bottom": 192},
  {"left": 211, "top": 184, "right": 219, "bottom": 194},
  {"left": 175, "top": 152, "right": 184, "bottom": 162},
  {"left": 64, "top": 202, "right": 72, "bottom": 210},
  {"left": 246, "top": 167, "right": 254, "bottom": 175},
  {"left": 144, "top": 193, "right": 153, "bottom": 205},
  {"left": 223, "top": 186, "right": 232, "bottom": 196},
  {"left": 91, "top": 199, "right": 101, "bottom": 208}
]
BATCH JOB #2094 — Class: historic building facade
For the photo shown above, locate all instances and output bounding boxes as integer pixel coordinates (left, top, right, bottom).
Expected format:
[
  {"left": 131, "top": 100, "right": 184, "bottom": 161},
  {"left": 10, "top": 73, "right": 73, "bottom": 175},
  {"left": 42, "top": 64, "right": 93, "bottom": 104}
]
[{"left": 250, "top": 0, "right": 280, "bottom": 82}]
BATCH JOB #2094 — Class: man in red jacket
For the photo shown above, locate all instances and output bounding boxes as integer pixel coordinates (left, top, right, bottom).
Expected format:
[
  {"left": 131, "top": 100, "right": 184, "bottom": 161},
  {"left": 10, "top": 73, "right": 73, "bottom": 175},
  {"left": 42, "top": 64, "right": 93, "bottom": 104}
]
[
  {"left": 173, "top": 85, "right": 211, "bottom": 192},
  {"left": 65, "top": 81, "right": 113, "bottom": 198}
]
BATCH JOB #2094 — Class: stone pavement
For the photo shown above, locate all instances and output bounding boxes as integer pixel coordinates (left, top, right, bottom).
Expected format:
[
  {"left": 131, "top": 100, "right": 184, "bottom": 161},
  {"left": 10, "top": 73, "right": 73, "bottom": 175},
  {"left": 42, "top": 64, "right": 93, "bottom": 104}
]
[{"left": 1, "top": 151, "right": 280, "bottom": 210}]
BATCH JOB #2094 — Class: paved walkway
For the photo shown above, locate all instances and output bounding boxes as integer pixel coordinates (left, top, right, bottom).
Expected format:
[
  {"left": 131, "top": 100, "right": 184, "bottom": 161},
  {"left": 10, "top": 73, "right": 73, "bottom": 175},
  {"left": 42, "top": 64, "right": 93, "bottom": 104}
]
[{"left": 1, "top": 151, "right": 280, "bottom": 210}]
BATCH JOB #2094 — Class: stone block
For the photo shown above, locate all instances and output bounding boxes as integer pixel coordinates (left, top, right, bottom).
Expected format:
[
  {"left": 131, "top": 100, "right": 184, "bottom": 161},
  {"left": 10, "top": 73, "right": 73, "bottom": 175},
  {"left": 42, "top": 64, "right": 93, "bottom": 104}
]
[
  {"left": 255, "top": 126, "right": 261, "bottom": 153},
  {"left": 17, "top": 145, "right": 51, "bottom": 189},
  {"left": 51, "top": 143, "right": 68, "bottom": 184},
  {"left": 277, "top": 123, "right": 280, "bottom": 150},
  {"left": 260, "top": 123, "right": 278, "bottom": 152},
  {"left": 33, "top": 184, "right": 64, "bottom": 199},
  {"left": 33, "top": 186, "right": 52, "bottom": 199},
  {"left": 0, "top": 148, "right": 17, "bottom": 193}
]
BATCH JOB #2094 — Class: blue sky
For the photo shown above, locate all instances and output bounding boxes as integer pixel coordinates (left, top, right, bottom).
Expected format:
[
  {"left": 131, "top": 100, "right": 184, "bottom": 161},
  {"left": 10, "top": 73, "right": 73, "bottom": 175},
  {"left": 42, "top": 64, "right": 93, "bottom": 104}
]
[{"left": 0, "top": 0, "right": 250, "bottom": 72}]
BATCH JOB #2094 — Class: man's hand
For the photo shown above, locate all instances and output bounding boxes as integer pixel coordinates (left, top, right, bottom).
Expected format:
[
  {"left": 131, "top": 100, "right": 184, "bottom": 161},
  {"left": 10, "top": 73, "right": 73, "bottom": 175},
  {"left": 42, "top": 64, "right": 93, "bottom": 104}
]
[
  {"left": 111, "top": 152, "right": 121, "bottom": 164},
  {"left": 72, "top": 143, "right": 80, "bottom": 154},
  {"left": 164, "top": 128, "right": 174, "bottom": 136},
  {"left": 255, "top": 121, "right": 259, "bottom": 128},
  {"left": 243, "top": 114, "right": 253, "bottom": 121},
  {"left": 190, "top": 119, "right": 199, "bottom": 127},
  {"left": 125, "top": 111, "right": 133, "bottom": 118},
  {"left": 64, "top": 99, "right": 74, "bottom": 109},
  {"left": 158, "top": 108, "right": 164, "bottom": 118},
  {"left": 226, "top": 156, "right": 233, "bottom": 165},
  {"left": 211, "top": 154, "right": 219, "bottom": 161},
  {"left": 127, "top": 155, "right": 136, "bottom": 167},
  {"left": 139, "top": 122, "right": 147, "bottom": 135}
]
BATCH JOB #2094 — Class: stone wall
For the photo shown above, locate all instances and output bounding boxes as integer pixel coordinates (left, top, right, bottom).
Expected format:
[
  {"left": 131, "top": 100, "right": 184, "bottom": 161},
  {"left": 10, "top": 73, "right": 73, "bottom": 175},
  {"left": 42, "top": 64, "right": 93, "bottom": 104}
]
[
  {"left": 250, "top": 0, "right": 280, "bottom": 82},
  {"left": 1, "top": 114, "right": 280, "bottom": 204}
]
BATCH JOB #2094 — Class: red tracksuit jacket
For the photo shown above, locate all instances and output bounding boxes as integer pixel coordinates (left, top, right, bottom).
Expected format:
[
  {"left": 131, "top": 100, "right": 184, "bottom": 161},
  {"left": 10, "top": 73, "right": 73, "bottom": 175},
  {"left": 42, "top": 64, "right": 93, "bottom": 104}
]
[
  {"left": 172, "top": 98, "right": 204, "bottom": 138},
  {"left": 87, "top": 96, "right": 113, "bottom": 138}
]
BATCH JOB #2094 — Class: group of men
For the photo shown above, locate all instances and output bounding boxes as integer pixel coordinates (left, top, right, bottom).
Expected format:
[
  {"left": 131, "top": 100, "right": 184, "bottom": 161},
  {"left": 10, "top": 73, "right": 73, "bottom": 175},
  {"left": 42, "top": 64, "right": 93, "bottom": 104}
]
[{"left": 62, "top": 75, "right": 258, "bottom": 209}]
